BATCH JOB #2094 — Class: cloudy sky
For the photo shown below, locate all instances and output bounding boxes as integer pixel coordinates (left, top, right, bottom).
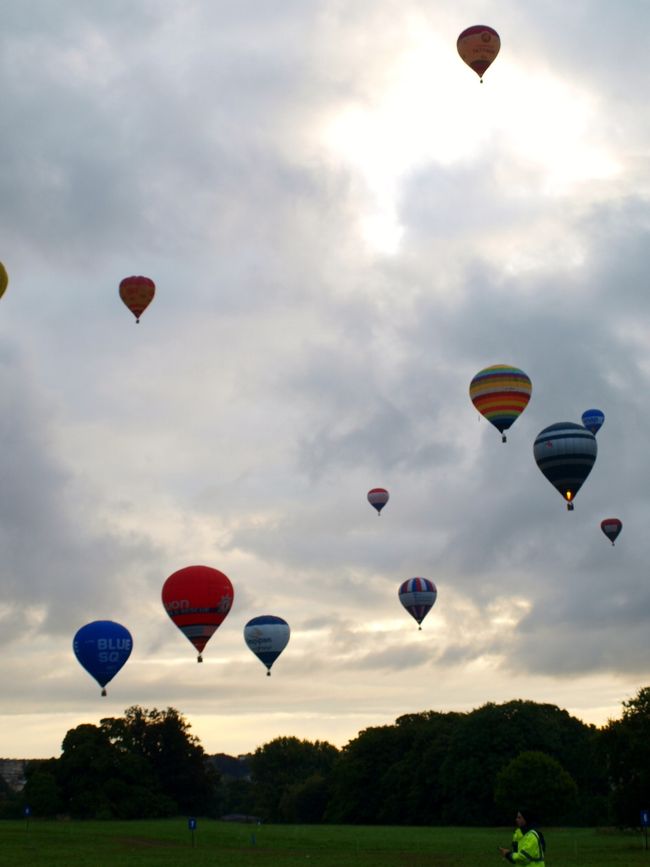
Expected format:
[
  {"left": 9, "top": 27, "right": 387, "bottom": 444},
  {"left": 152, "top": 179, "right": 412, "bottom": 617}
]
[{"left": 0, "top": 0, "right": 649, "bottom": 759}]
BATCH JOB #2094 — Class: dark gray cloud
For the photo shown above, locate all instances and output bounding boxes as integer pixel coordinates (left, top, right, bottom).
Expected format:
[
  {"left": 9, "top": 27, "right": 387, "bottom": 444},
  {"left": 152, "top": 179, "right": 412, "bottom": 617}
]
[{"left": 0, "top": 341, "right": 162, "bottom": 646}]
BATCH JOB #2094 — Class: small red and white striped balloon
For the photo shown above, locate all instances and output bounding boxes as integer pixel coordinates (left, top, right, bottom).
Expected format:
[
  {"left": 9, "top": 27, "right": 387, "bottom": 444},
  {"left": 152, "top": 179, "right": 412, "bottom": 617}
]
[
  {"left": 399, "top": 578, "right": 437, "bottom": 630},
  {"left": 367, "top": 488, "right": 389, "bottom": 516},
  {"left": 600, "top": 518, "right": 622, "bottom": 546}
]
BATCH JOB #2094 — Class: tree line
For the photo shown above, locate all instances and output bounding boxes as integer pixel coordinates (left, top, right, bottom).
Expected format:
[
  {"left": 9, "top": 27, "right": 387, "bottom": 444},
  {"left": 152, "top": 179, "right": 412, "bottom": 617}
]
[{"left": 3, "top": 687, "right": 649, "bottom": 826}]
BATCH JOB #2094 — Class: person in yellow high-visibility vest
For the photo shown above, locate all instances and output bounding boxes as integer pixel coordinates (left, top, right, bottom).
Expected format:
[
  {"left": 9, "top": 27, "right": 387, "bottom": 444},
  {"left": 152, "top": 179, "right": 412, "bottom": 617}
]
[
  {"left": 511, "top": 823, "right": 523, "bottom": 855},
  {"left": 499, "top": 808, "right": 546, "bottom": 865}
]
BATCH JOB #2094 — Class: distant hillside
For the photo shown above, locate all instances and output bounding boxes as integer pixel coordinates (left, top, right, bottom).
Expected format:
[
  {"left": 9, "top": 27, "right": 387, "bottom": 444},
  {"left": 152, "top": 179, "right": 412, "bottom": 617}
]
[
  {"left": 0, "top": 754, "right": 250, "bottom": 793},
  {"left": 207, "top": 753, "right": 251, "bottom": 781}
]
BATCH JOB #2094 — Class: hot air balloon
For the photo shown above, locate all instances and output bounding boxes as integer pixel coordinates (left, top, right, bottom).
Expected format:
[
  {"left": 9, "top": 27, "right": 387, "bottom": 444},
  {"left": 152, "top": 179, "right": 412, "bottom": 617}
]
[
  {"left": 73, "top": 620, "right": 133, "bottom": 696},
  {"left": 601, "top": 518, "right": 622, "bottom": 546},
  {"left": 162, "top": 565, "right": 234, "bottom": 662},
  {"left": 119, "top": 275, "right": 155, "bottom": 323},
  {"left": 398, "top": 578, "right": 437, "bottom": 630},
  {"left": 457, "top": 25, "right": 500, "bottom": 82},
  {"left": 469, "top": 364, "right": 532, "bottom": 442},
  {"left": 533, "top": 422, "right": 597, "bottom": 511},
  {"left": 368, "top": 488, "right": 389, "bottom": 515},
  {"left": 581, "top": 409, "right": 605, "bottom": 435},
  {"left": 0, "top": 262, "right": 8, "bottom": 300},
  {"left": 244, "top": 615, "right": 290, "bottom": 676}
]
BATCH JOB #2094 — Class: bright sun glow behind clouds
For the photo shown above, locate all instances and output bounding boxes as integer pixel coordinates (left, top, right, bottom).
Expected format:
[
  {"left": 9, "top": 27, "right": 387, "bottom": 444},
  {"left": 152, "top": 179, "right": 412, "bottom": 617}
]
[{"left": 321, "top": 16, "right": 621, "bottom": 255}]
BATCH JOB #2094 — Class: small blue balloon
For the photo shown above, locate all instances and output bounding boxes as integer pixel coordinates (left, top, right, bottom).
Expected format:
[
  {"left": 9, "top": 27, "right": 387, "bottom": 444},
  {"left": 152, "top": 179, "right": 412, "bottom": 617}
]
[
  {"left": 581, "top": 408, "right": 605, "bottom": 435},
  {"left": 73, "top": 620, "right": 133, "bottom": 696}
]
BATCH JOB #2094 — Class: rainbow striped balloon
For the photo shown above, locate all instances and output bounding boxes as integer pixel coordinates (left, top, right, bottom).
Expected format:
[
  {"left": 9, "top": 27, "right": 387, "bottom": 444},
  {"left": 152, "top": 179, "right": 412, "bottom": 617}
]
[{"left": 469, "top": 364, "right": 532, "bottom": 442}]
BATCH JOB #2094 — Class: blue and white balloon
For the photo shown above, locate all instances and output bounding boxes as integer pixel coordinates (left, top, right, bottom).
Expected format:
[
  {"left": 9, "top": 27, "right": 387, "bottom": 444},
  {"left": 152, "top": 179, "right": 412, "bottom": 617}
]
[
  {"left": 244, "top": 615, "right": 290, "bottom": 676},
  {"left": 581, "top": 408, "right": 605, "bottom": 435}
]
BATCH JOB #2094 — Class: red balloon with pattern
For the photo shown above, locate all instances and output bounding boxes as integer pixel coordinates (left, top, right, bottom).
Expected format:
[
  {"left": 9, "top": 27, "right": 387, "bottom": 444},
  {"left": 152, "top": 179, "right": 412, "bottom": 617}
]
[{"left": 119, "top": 275, "right": 155, "bottom": 323}]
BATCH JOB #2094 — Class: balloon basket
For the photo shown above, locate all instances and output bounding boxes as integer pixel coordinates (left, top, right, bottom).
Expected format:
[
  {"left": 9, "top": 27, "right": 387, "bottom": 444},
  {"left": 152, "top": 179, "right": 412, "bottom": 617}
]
[{"left": 101, "top": 688, "right": 107, "bottom": 697}]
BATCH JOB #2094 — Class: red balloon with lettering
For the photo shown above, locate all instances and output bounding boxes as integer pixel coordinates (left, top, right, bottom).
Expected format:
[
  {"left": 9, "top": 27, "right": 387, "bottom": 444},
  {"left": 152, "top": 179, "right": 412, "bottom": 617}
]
[
  {"left": 457, "top": 25, "right": 500, "bottom": 82},
  {"left": 162, "top": 565, "right": 234, "bottom": 662}
]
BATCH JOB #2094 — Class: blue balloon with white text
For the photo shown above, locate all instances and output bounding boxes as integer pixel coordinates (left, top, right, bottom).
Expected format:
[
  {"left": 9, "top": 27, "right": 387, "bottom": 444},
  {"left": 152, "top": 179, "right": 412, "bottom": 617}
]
[
  {"left": 73, "top": 620, "right": 133, "bottom": 696},
  {"left": 581, "top": 408, "right": 605, "bottom": 435},
  {"left": 244, "top": 615, "right": 290, "bottom": 676}
]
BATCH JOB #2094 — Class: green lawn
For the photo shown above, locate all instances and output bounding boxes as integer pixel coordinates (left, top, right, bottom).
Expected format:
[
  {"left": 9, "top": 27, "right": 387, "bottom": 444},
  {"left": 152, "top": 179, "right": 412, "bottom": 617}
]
[{"left": 0, "top": 820, "right": 647, "bottom": 866}]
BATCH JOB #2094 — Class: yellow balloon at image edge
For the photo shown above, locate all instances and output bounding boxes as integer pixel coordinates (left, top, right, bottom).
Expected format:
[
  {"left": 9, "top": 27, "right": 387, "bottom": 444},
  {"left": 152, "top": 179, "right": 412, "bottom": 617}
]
[{"left": 0, "top": 263, "right": 8, "bottom": 300}]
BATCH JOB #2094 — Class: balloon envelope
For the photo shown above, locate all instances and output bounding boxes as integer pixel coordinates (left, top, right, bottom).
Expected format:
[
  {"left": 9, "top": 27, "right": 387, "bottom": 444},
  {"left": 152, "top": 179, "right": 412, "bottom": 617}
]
[
  {"left": 399, "top": 577, "right": 437, "bottom": 628},
  {"left": 581, "top": 408, "right": 605, "bottom": 435},
  {"left": 244, "top": 615, "right": 290, "bottom": 675},
  {"left": 367, "top": 487, "right": 389, "bottom": 515},
  {"left": 469, "top": 364, "right": 532, "bottom": 442},
  {"left": 73, "top": 620, "right": 133, "bottom": 695},
  {"left": 162, "top": 565, "right": 234, "bottom": 661},
  {"left": 533, "top": 422, "right": 597, "bottom": 510},
  {"left": 0, "top": 262, "right": 8, "bottom": 300},
  {"left": 119, "top": 275, "right": 155, "bottom": 322},
  {"left": 457, "top": 25, "right": 500, "bottom": 81},
  {"left": 601, "top": 518, "right": 622, "bottom": 545}
]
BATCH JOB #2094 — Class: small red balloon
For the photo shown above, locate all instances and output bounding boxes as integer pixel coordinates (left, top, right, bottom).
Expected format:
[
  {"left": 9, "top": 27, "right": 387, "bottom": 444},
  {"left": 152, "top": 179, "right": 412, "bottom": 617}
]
[
  {"left": 119, "top": 275, "right": 155, "bottom": 322},
  {"left": 600, "top": 518, "right": 622, "bottom": 546},
  {"left": 367, "top": 488, "right": 389, "bottom": 516},
  {"left": 162, "top": 565, "right": 234, "bottom": 661}
]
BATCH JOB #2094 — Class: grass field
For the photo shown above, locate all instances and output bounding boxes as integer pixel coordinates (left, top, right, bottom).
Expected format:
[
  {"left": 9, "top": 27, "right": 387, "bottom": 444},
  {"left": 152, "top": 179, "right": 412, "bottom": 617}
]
[{"left": 0, "top": 819, "right": 648, "bottom": 866}]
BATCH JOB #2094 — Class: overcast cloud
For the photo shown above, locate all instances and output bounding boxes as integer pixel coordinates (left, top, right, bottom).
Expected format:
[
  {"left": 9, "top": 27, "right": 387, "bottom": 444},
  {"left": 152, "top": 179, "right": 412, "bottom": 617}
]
[{"left": 0, "top": 0, "right": 648, "bottom": 758}]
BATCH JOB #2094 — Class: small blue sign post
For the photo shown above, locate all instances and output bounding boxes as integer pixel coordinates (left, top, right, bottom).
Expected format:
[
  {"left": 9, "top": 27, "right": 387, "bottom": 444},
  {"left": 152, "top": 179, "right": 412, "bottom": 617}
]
[
  {"left": 641, "top": 810, "right": 649, "bottom": 850},
  {"left": 188, "top": 817, "right": 197, "bottom": 848},
  {"left": 24, "top": 805, "right": 31, "bottom": 831}
]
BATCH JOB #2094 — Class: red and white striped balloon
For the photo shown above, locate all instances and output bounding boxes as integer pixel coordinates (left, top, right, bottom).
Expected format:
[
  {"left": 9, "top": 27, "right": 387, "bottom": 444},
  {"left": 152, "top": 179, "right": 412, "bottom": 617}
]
[
  {"left": 367, "top": 488, "right": 389, "bottom": 516},
  {"left": 600, "top": 518, "right": 622, "bottom": 546}
]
